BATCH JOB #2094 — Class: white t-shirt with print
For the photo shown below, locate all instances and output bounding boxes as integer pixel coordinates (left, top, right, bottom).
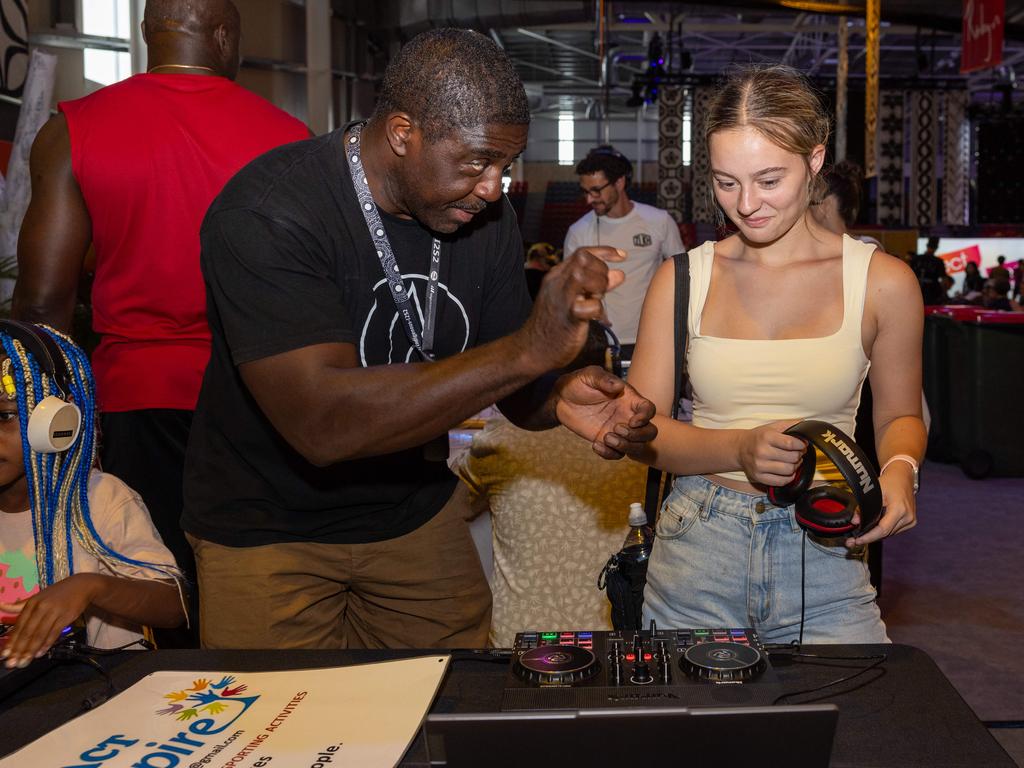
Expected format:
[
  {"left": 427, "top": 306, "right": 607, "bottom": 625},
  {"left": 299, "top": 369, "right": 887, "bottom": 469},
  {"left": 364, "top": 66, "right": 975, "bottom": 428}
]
[
  {"left": 0, "top": 471, "right": 178, "bottom": 649},
  {"left": 564, "top": 201, "right": 685, "bottom": 345}
]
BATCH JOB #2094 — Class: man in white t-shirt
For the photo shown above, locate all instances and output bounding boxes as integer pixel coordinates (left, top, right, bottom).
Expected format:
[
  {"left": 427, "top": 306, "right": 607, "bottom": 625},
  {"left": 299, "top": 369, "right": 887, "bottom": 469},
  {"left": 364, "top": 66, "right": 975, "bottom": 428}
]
[{"left": 564, "top": 146, "right": 684, "bottom": 362}]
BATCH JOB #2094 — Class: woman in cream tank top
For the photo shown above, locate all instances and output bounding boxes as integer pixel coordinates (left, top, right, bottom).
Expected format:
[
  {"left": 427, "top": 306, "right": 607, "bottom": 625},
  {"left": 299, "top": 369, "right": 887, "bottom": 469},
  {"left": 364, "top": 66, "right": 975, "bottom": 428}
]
[{"left": 617, "top": 65, "right": 926, "bottom": 643}]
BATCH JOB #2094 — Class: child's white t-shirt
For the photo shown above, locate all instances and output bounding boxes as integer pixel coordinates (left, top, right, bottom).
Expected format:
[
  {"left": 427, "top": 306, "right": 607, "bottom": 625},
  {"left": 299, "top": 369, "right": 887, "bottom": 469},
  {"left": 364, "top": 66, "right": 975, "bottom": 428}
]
[{"left": 0, "top": 471, "right": 178, "bottom": 649}]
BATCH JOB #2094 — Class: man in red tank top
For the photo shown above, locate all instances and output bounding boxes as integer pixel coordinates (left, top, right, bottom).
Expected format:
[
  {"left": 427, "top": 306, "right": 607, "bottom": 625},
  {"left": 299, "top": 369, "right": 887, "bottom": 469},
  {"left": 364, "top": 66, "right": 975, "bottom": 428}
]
[{"left": 12, "top": 0, "right": 308, "bottom": 647}]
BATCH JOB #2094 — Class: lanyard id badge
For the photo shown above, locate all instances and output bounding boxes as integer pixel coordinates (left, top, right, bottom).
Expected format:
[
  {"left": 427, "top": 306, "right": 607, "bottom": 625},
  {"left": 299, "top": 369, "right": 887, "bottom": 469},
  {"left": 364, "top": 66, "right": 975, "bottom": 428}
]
[{"left": 346, "top": 122, "right": 442, "bottom": 361}]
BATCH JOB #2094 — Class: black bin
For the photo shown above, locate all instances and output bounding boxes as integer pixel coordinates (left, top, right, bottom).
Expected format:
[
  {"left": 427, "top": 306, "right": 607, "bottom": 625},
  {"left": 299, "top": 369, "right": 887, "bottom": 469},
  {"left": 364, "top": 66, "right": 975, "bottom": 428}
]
[
  {"left": 940, "top": 310, "right": 1024, "bottom": 478},
  {"left": 922, "top": 311, "right": 959, "bottom": 462}
]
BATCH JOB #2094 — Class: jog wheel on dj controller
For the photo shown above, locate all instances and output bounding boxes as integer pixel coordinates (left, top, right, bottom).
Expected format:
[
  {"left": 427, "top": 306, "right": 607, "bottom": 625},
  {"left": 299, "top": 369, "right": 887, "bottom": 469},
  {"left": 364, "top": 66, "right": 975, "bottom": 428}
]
[
  {"left": 679, "top": 641, "right": 767, "bottom": 683},
  {"left": 512, "top": 644, "right": 601, "bottom": 686}
]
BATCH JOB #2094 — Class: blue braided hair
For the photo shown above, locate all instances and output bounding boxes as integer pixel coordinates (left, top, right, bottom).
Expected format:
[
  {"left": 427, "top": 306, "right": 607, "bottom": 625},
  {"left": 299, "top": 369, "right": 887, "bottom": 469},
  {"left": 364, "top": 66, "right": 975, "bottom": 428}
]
[{"left": 0, "top": 324, "right": 182, "bottom": 588}]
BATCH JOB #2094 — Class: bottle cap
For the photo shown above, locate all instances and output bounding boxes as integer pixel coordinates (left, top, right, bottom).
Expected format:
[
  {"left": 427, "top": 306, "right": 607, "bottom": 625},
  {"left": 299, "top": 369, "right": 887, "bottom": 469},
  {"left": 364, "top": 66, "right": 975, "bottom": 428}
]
[{"left": 628, "top": 502, "right": 647, "bottom": 527}]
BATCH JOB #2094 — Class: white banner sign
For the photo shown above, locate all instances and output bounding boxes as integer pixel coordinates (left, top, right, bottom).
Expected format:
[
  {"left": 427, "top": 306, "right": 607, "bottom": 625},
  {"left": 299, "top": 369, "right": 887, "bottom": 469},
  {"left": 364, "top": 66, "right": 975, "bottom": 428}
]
[
  {"left": 0, "top": 655, "right": 450, "bottom": 768},
  {"left": 917, "top": 237, "right": 1024, "bottom": 293}
]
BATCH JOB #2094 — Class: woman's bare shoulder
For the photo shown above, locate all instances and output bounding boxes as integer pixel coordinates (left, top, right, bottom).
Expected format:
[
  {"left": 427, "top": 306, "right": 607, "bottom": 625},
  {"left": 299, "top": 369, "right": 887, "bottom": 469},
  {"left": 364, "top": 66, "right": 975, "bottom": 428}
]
[
  {"left": 865, "top": 249, "right": 924, "bottom": 332},
  {"left": 867, "top": 249, "right": 920, "bottom": 294}
]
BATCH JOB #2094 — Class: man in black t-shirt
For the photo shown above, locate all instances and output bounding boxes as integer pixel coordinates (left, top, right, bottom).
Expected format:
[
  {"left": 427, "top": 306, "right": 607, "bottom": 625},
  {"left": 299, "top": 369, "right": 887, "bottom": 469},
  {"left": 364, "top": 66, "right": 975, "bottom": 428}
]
[{"left": 182, "top": 29, "right": 655, "bottom": 650}]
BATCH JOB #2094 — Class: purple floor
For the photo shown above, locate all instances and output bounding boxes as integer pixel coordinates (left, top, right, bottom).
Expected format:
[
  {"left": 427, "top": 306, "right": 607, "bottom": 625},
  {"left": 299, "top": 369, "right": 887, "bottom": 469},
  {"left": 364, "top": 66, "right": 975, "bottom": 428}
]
[{"left": 877, "top": 460, "right": 1023, "bottom": 762}]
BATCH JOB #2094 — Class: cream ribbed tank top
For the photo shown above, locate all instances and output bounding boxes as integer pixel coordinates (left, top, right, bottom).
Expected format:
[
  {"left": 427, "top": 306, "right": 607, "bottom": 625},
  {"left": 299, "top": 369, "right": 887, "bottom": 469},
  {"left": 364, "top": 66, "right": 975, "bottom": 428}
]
[{"left": 688, "top": 234, "right": 875, "bottom": 484}]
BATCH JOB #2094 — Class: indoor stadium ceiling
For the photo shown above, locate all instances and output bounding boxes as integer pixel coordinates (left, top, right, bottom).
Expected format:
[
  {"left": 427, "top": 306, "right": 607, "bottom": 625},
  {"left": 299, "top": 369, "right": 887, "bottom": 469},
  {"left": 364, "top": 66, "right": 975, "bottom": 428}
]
[{"left": 344, "top": 1, "right": 1024, "bottom": 116}]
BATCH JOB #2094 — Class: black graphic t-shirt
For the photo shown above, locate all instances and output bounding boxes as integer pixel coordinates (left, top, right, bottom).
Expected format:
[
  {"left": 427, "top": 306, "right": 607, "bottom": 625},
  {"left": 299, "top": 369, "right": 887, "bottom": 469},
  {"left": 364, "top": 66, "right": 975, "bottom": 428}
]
[{"left": 183, "top": 128, "right": 531, "bottom": 546}]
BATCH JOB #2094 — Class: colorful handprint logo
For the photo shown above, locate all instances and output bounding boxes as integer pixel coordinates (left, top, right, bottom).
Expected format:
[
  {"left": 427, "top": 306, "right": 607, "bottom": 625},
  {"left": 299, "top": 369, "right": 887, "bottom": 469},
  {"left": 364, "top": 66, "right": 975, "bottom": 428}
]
[{"left": 156, "top": 675, "right": 260, "bottom": 732}]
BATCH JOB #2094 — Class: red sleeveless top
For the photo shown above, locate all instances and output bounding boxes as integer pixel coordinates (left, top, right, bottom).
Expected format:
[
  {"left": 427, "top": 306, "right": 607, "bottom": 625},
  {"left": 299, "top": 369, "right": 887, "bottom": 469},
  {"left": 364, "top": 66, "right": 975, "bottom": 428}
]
[{"left": 60, "top": 74, "right": 308, "bottom": 412}]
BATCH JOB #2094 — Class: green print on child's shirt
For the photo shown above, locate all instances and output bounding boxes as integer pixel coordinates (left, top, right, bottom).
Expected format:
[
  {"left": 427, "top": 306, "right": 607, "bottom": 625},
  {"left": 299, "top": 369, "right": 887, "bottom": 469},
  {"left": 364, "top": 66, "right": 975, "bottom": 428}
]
[{"left": 0, "top": 551, "right": 40, "bottom": 609}]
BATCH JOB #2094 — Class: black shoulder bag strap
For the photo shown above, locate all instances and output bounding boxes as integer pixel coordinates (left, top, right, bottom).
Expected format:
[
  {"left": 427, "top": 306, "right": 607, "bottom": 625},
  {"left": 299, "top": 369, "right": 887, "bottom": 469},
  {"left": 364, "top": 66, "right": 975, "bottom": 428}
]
[{"left": 642, "top": 252, "right": 690, "bottom": 526}]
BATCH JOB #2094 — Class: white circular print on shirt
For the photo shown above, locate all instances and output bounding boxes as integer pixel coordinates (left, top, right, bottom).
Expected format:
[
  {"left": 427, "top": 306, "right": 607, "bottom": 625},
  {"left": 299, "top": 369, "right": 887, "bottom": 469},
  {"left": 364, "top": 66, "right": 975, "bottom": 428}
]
[{"left": 359, "top": 273, "right": 470, "bottom": 365}]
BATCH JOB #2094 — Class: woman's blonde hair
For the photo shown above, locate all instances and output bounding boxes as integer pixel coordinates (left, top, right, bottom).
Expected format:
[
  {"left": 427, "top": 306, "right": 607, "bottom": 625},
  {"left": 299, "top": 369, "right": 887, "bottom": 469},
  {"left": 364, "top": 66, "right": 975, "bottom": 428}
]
[{"left": 704, "top": 64, "right": 831, "bottom": 219}]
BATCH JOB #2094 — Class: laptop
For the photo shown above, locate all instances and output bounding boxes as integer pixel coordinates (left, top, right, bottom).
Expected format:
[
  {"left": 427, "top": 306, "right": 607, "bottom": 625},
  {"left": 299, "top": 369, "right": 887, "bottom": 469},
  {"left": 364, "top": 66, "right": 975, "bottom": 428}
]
[{"left": 425, "top": 704, "right": 838, "bottom": 767}]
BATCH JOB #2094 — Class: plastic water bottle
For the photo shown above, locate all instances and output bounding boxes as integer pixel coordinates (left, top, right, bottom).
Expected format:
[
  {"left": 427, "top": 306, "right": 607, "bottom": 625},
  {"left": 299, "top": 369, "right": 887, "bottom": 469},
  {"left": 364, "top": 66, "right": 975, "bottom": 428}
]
[
  {"left": 600, "top": 502, "right": 654, "bottom": 631},
  {"left": 619, "top": 502, "right": 654, "bottom": 565}
]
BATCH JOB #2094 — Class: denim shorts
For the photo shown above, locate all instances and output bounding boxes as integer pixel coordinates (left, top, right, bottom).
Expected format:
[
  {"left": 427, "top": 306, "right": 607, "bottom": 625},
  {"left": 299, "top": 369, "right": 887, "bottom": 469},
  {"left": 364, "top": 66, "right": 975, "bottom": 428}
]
[{"left": 643, "top": 474, "right": 889, "bottom": 644}]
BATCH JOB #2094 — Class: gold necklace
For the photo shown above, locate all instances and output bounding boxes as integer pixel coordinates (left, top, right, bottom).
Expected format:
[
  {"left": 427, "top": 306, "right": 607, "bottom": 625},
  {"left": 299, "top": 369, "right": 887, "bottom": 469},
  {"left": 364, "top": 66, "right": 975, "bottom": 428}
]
[{"left": 147, "top": 64, "right": 217, "bottom": 74}]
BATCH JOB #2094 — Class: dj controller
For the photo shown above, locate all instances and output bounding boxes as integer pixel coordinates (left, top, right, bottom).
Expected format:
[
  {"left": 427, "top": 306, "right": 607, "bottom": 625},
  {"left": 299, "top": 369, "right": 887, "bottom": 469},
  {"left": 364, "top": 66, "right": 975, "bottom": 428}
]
[{"left": 502, "top": 627, "right": 783, "bottom": 710}]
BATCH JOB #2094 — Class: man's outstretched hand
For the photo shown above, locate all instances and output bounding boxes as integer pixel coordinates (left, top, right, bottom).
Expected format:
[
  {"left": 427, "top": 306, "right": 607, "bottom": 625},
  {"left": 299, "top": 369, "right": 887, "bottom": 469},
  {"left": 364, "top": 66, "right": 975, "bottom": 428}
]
[{"left": 554, "top": 366, "right": 657, "bottom": 459}]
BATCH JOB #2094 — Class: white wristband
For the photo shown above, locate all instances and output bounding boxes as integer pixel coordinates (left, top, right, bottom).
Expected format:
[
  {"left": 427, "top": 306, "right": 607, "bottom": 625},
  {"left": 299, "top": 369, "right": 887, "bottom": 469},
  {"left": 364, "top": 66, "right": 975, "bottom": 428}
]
[{"left": 880, "top": 454, "right": 919, "bottom": 493}]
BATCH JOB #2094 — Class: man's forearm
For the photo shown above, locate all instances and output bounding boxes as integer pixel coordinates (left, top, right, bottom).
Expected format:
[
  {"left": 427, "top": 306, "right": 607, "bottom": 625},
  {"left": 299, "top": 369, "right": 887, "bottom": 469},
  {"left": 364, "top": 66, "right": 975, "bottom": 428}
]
[{"left": 297, "top": 330, "right": 553, "bottom": 465}]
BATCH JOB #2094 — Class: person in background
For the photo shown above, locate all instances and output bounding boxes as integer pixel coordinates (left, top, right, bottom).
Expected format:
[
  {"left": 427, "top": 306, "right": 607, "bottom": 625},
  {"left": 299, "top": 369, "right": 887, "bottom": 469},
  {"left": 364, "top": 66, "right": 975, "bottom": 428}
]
[
  {"left": 453, "top": 415, "right": 647, "bottom": 647},
  {"left": 988, "top": 255, "right": 1010, "bottom": 284},
  {"left": 911, "top": 236, "right": 948, "bottom": 306},
  {"left": 1012, "top": 259, "right": 1023, "bottom": 303},
  {"left": 0, "top": 323, "right": 183, "bottom": 668},
  {"left": 524, "top": 242, "right": 556, "bottom": 300},
  {"left": 565, "top": 146, "right": 684, "bottom": 364},
  {"left": 982, "top": 278, "right": 1013, "bottom": 311},
  {"left": 962, "top": 260, "right": 985, "bottom": 297},
  {"left": 11, "top": 0, "right": 309, "bottom": 647},
  {"left": 938, "top": 274, "right": 954, "bottom": 304},
  {"left": 612, "top": 65, "right": 925, "bottom": 644},
  {"left": 810, "top": 159, "right": 881, "bottom": 250}
]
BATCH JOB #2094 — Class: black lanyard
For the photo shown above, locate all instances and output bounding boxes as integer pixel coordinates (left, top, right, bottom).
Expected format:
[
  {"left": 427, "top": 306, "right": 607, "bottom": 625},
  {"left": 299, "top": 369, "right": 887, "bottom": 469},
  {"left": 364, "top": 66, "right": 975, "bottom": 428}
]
[{"left": 345, "top": 123, "right": 441, "bottom": 361}]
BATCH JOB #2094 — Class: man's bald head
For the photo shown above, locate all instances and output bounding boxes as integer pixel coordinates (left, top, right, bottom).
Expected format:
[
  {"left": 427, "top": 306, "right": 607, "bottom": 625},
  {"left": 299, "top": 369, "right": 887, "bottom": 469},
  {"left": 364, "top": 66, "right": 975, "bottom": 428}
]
[{"left": 143, "top": 0, "right": 241, "bottom": 79}]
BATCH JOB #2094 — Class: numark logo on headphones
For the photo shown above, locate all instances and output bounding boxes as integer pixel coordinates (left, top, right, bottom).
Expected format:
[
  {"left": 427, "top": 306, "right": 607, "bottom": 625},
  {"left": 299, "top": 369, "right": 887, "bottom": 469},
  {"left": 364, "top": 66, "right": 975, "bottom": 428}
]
[{"left": 821, "top": 428, "right": 876, "bottom": 494}]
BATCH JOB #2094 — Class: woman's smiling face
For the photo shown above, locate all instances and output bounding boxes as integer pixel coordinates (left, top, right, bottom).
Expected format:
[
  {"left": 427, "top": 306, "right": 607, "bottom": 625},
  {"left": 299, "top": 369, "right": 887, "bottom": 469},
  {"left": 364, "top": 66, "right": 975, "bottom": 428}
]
[{"left": 709, "top": 126, "right": 824, "bottom": 244}]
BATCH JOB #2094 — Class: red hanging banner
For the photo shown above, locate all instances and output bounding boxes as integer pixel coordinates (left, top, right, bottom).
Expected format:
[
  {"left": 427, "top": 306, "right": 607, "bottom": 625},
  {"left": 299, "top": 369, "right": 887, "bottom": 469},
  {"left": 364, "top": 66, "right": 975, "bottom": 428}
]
[{"left": 961, "top": 0, "right": 1004, "bottom": 73}]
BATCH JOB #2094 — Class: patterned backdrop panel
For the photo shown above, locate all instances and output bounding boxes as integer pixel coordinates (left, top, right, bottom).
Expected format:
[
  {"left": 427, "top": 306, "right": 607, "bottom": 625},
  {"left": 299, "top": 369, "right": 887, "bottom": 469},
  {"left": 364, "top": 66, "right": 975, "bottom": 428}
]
[
  {"left": 876, "top": 90, "right": 905, "bottom": 226},
  {"left": 909, "top": 91, "right": 940, "bottom": 227},
  {"left": 0, "top": 0, "right": 28, "bottom": 97},
  {"left": 657, "top": 86, "right": 686, "bottom": 225},
  {"left": 942, "top": 91, "right": 970, "bottom": 226},
  {"left": 691, "top": 86, "right": 715, "bottom": 223}
]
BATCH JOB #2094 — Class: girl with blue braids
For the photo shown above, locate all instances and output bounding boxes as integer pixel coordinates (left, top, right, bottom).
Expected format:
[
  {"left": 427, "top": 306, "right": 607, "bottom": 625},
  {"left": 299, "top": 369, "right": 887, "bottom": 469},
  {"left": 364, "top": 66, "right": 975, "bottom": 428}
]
[{"left": 0, "top": 322, "right": 184, "bottom": 667}]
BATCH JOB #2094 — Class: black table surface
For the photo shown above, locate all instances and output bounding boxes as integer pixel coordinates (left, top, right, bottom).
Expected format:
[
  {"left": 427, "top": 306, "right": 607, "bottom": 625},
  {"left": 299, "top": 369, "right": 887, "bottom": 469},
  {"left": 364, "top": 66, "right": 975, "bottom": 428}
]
[{"left": 0, "top": 644, "right": 1012, "bottom": 767}]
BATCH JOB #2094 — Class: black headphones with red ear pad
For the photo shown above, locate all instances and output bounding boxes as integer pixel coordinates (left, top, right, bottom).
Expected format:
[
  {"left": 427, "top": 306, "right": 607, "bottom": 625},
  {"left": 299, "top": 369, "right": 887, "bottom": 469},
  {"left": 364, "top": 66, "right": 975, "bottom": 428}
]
[{"left": 766, "top": 420, "right": 883, "bottom": 538}]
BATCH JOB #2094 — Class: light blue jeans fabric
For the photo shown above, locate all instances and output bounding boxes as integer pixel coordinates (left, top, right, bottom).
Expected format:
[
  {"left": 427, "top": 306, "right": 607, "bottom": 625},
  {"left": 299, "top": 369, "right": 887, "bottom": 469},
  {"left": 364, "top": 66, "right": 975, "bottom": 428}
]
[{"left": 643, "top": 474, "right": 889, "bottom": 644}]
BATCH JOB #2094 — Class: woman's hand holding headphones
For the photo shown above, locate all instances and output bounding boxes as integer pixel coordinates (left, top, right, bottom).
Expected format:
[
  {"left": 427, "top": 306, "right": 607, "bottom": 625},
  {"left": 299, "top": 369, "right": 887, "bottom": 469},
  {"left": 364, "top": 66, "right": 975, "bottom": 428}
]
[
  {"left": 738, "top": 420, "right": 806, "bottom": 487},
  {"left": 845, "top": 461, "right": 917, "bottom": 548}
]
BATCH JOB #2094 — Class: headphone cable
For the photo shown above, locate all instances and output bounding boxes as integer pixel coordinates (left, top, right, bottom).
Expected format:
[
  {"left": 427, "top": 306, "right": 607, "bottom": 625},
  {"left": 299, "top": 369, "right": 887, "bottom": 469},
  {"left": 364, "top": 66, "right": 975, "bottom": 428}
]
[
  {"left": 799, "top": 531, "right": 807, "bottom": 647},
  {"left": 771, "top": 652, "right": 887, "bottom": 705}
]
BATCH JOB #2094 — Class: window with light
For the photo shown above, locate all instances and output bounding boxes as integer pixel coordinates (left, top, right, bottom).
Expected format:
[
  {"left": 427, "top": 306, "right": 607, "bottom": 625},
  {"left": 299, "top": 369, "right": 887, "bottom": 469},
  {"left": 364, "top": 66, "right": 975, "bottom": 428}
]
[
  {"left": 558, "top": 112, "right": 574, "bottom": 166},
  {"left": 82, "top": 0, "right": 132, "bottom": 86}
]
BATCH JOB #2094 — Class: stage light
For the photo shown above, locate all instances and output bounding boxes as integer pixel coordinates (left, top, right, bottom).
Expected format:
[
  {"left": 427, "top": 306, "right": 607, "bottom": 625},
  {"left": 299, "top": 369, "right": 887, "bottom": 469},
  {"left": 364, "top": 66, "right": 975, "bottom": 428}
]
[{"left": 647, "top": 33, "right": 664, "bottom": 69}]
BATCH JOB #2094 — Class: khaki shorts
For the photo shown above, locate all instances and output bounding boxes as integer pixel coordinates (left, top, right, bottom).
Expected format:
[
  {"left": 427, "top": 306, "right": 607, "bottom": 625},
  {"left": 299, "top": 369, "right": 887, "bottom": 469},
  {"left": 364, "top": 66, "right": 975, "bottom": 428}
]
[{"left": 188, "top": 484, "right": 491, "bottom": 649}]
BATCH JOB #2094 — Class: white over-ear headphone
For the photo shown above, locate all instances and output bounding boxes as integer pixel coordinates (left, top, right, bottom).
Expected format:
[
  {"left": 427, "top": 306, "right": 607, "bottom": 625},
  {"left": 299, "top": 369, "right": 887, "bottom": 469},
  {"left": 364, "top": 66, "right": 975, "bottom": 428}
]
[{"left": 0, "top": 321, "right": 82, "bottom": 454}]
